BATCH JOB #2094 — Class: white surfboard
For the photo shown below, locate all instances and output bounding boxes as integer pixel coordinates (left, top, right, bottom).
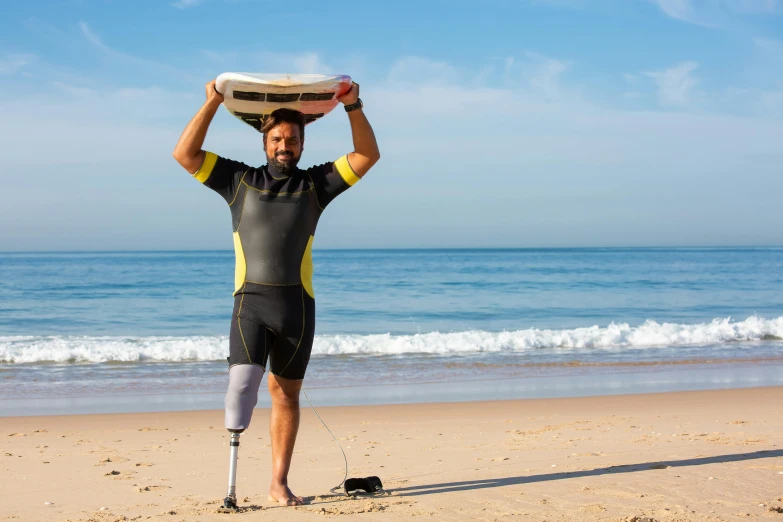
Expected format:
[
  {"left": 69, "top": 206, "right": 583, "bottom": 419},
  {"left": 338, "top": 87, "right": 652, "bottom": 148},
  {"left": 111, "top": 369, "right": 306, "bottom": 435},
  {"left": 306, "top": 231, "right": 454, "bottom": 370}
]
[{"left": 215, "top": 73, "right": 352, "bottom": 131}]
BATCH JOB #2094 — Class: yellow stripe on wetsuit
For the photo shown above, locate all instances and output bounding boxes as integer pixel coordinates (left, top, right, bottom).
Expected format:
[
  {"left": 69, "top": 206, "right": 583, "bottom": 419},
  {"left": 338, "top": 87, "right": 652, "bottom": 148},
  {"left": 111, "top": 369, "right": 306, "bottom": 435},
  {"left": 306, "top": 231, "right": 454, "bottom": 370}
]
[
  {"left": 334, "top": 155, "right": 360, "bottom": 186},
  {"left": 194, "top": 151, "right": 218, "bottom": 183},
  {"left": 300, "top": 236, "right": 315, "bottom": 298},
  {"left": 233, "top": 232, "right": 246, "bottom": 296}
]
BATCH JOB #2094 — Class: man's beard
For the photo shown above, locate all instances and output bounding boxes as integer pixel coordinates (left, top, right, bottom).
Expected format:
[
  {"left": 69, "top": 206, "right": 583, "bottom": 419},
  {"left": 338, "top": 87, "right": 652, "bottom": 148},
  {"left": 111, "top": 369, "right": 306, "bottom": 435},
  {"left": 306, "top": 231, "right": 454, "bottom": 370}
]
[{"left": 267, "top": 151, "right": 300, "bottom": 174}]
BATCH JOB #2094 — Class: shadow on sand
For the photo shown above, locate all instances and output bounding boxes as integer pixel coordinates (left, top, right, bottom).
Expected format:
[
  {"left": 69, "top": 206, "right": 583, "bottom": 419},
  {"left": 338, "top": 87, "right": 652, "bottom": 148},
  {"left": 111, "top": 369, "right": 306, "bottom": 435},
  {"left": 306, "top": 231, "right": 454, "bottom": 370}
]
[{"left": 391, "top": 449, "right": 783, "bottom": 497}]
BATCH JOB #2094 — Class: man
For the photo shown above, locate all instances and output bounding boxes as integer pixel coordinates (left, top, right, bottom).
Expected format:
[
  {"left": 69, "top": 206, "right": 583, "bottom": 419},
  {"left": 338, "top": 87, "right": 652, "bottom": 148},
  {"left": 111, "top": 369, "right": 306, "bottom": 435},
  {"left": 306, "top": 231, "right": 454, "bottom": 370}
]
[{"left": 172, "top": 79, "right": 380, "bottom": 507}]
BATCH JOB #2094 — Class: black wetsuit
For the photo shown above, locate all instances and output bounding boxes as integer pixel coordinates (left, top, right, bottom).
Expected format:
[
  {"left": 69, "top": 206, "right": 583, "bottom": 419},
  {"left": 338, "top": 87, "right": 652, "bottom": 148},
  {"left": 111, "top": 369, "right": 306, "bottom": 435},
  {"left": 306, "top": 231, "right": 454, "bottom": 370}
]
[{"left": 194, "top": 151, "right": 359, "bottom": 380}]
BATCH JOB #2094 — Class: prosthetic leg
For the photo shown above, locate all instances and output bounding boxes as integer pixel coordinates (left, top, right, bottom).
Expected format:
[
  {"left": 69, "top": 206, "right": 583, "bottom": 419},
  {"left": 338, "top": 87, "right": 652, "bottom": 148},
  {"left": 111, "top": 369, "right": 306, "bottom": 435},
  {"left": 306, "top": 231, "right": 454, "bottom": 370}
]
[
  {"left": 221, "top": 365, "right": 265, "bottom": 512},
  {"left": 222, "top": 429, "right": 243, "bottom": 511}
]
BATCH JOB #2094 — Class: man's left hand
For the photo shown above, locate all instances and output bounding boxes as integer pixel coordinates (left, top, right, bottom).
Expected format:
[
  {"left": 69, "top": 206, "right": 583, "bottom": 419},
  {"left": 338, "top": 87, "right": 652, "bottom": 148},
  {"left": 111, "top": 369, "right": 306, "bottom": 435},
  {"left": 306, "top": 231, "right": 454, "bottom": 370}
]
[{"left": 337, "top": 82, "right": 360, "bottom": 106}]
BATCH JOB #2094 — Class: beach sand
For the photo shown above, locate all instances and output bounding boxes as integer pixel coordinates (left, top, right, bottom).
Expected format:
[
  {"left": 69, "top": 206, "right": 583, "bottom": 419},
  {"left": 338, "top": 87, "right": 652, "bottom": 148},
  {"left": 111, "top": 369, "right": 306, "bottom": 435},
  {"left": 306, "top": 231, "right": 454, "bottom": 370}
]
[{"left": 2, "top": 387, "right": 782, "bottom": 521}]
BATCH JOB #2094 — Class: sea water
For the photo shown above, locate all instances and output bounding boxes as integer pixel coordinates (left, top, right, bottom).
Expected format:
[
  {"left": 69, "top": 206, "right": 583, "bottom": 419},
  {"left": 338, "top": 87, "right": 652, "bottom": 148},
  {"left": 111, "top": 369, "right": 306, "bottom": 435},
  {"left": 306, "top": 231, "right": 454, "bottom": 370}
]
[{"left": 1, "top": 248, "right": 782, "bottom": 415}]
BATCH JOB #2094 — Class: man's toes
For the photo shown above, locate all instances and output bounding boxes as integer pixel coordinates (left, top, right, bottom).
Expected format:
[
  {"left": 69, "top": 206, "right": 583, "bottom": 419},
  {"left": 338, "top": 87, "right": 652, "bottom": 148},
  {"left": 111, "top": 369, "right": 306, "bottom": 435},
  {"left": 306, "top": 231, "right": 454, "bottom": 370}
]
[{"left": 268, "top": 495, "right": 301, "bottom": 506}]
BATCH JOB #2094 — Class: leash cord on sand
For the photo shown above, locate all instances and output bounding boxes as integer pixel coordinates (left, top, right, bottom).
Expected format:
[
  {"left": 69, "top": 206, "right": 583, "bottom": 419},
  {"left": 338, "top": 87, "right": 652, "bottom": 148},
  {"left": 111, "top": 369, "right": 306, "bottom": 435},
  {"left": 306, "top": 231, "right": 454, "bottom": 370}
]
[{"left": 302, "top": 388, "right": 348, "bottom": 493}]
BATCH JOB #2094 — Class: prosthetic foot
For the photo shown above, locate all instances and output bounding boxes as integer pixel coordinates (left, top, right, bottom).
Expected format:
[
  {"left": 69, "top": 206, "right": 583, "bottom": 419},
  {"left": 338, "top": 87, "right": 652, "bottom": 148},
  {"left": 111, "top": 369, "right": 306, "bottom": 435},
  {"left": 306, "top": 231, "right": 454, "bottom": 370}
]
[{"left": 220, "top": 429, "right": 243, "bottom": 512}]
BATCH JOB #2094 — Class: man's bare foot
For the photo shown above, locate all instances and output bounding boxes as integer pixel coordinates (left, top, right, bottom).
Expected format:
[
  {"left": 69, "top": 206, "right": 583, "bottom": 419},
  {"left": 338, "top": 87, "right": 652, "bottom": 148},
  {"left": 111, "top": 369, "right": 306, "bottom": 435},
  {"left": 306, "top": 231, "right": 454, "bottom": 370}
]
[{"left": 268, "top": 483, "right": 304, "bottom": 506}]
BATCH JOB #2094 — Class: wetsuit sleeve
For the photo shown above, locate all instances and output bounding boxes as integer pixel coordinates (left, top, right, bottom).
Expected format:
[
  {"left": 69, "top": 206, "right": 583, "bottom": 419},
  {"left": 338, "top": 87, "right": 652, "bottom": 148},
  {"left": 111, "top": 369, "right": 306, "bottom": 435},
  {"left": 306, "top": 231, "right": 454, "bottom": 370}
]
[
  {"left": 192, "top": 151, "right": 249, "bottom": 204},
  {"left": 306, "top": 155, "right": 361, "bottom": 210}
]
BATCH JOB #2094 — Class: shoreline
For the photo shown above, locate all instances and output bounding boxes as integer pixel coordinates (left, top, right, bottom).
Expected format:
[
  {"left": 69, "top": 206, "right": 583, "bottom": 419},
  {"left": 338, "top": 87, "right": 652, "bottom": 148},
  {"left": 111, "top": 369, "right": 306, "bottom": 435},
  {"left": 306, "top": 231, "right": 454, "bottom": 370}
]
[
  {"left": 3, "top": 359, "right": 783, "bottom": 417},
  {"left": 2, "top": 387, "right": 782, "bottom": 521}
]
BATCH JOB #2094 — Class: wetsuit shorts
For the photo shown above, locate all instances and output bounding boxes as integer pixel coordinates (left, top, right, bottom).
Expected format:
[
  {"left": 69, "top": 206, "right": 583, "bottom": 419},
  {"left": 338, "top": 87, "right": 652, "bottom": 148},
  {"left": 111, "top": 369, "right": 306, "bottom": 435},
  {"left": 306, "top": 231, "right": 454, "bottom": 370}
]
[{"left": 229, "top": 282, "right": 316, "bottom": 381}]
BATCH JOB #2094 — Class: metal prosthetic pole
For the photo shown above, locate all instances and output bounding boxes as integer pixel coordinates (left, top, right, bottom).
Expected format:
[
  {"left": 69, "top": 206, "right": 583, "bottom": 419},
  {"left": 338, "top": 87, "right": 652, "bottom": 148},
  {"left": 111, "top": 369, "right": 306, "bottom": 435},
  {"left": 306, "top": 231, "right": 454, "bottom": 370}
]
[{"left": 222, "top": 430, "right": 243, "bottom": 511}]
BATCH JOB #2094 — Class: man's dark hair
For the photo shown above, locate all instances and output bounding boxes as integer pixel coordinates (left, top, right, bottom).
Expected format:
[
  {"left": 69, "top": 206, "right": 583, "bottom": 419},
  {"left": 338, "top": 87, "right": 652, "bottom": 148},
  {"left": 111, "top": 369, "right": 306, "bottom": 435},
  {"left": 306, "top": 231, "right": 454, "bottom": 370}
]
[{"left": 261, "top": 108, "right": 306, "bottom": 141}]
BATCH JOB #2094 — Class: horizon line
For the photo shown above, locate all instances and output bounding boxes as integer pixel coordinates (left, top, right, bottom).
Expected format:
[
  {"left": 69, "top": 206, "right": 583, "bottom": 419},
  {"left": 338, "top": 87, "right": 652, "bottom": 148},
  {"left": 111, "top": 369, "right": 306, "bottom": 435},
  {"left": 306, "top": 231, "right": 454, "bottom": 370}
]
[{"left": 1, "top": 245, "right": 783, "bottom": 254}]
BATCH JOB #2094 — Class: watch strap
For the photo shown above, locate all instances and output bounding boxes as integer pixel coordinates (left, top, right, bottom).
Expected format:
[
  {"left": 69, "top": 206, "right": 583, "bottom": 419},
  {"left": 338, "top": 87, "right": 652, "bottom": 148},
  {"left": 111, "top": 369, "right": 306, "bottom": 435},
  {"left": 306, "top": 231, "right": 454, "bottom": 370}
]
[{"left": 344, "top": 98, "right": 363, "bottom": 112}]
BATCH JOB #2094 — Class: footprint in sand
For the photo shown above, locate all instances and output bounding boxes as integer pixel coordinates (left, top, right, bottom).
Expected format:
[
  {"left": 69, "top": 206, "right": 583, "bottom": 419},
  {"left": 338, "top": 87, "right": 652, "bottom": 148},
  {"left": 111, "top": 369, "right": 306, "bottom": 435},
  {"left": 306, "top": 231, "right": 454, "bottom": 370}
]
[
  {"left": 96, "top": 456, "right": 129, "bottom": 466},
  {"left": 138, "top": 485, "right": 170, "bottom": 492},
  {"left": 580, "top": 504, "right": 607, "bottom": 513}
]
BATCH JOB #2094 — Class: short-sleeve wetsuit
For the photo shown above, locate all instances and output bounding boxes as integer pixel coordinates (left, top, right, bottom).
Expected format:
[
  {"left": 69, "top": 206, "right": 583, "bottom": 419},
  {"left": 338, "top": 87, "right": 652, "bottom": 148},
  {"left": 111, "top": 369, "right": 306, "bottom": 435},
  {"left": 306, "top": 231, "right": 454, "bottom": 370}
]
[{"left": 193, "top": 152, "right": 360, "bottom": 380}]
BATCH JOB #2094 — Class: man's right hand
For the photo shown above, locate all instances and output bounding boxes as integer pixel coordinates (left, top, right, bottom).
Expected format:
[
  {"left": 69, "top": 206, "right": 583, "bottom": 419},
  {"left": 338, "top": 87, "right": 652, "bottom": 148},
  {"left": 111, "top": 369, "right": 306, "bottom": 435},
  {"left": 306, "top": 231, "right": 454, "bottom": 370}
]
[{"left": 206, "top": 79, "right": 224, "bottom": 105}]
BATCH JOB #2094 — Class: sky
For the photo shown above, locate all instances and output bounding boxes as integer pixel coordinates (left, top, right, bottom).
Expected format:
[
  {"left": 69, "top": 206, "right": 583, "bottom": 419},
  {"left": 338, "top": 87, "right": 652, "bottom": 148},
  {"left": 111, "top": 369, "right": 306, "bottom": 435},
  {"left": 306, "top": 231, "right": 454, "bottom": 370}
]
[{"left": 1, "top": 0, "right": 782, "bottom": 251}]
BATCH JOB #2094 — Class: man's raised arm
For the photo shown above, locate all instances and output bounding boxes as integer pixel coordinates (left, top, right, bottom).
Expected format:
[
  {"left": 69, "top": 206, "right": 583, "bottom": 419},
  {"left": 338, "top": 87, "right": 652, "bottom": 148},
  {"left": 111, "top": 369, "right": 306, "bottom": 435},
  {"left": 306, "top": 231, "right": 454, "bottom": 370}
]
[
  {"left": 337, "top": 82, "right": 380, "bottom": 177},
  {"left": 173, "top": 79, "right": 224, "bottom": 174}
]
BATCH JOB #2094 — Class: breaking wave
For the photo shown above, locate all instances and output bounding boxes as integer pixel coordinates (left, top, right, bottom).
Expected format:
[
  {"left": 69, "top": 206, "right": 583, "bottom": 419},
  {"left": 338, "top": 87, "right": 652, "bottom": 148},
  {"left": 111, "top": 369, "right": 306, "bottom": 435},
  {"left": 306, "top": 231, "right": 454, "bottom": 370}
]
[{"left": 1, "top": 315, "right": 781, "bottom": 364}]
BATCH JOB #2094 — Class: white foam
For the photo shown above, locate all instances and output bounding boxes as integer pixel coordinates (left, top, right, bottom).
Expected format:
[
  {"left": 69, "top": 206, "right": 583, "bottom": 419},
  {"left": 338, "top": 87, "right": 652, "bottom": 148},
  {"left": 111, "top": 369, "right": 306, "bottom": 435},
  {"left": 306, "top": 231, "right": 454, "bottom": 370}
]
[
  {"left": 0, "top": 335, "right": 226, "bottom": 364},
  {"left": 1, "top": 315, "right": 781, "bottom": 364}
]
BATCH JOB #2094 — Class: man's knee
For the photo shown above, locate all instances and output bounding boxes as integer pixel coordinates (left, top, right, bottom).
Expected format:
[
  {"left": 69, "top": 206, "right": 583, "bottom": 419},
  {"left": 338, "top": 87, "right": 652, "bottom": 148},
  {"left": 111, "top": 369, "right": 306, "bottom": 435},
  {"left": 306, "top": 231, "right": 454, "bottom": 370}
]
[{"left": 268, "top": 373, "right": 302, "bottom": 405}]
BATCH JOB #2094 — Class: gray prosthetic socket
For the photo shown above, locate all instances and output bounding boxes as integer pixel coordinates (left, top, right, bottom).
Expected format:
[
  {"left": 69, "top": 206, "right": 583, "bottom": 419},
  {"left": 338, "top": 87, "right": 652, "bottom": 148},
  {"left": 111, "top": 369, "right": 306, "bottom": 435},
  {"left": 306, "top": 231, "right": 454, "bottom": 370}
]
[{"left": 224, "top": 364, "right": 264, "bottom": 431}]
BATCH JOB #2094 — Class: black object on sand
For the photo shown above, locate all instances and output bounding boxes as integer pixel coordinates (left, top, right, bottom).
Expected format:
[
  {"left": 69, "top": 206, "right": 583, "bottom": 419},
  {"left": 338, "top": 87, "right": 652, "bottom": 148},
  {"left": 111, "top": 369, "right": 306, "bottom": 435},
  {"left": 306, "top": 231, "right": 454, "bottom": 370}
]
[{"left": 344, "top": 476, "right": 384, "bottom": 496}]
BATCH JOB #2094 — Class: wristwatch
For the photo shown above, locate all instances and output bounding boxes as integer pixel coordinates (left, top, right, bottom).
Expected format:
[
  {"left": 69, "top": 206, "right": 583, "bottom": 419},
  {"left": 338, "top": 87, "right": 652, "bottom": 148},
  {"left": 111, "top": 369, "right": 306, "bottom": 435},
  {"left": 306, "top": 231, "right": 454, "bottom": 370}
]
[{"left": 344, "top": 98, "right": 363, "bottom": 112}]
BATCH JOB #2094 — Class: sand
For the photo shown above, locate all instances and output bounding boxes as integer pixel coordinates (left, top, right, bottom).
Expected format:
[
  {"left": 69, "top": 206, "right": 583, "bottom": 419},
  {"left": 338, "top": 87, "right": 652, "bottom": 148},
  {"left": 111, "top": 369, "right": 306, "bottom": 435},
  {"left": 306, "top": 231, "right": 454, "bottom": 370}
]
[{"left": 2, "top": 387, "right": 783, "bottom": 521}]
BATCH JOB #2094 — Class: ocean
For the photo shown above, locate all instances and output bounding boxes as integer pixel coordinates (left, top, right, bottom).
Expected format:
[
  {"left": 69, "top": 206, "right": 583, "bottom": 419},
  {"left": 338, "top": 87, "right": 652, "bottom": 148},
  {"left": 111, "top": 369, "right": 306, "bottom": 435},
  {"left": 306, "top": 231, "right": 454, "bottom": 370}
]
[{"left": 1, "top": 248, "right": 782, "bottom": 416}]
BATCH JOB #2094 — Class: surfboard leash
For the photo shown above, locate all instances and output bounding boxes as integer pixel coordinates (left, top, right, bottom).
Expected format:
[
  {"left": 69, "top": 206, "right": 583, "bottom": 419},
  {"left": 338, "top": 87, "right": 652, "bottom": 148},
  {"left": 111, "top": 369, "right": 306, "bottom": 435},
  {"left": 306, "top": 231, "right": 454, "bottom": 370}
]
[
  {"left": 302, "top": 388, "right": 385, "bottom": 497},
  {"left": 302, "top": 388, "right": 348, "bottom": 492}
]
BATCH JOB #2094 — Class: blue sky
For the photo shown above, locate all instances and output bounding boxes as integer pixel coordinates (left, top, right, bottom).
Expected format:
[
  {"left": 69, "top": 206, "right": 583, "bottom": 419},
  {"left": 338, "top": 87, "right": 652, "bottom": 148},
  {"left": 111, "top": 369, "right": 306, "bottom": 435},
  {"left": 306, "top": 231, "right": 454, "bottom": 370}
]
[{"left": 1, "top": 0, "right": 782, "bottom": 250}]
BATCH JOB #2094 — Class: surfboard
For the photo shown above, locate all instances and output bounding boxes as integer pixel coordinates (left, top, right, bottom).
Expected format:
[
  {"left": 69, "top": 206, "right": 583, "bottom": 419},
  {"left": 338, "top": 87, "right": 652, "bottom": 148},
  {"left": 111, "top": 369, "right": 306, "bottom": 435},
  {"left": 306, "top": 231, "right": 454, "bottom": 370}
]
[{"left": 215, "top": 73, "right": 352, "bottom": 132}]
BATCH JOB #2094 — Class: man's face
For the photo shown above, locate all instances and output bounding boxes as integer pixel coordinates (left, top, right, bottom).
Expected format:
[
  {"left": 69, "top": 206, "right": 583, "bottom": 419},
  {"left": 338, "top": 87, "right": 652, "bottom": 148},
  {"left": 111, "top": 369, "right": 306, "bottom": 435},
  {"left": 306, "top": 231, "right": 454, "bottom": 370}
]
[{"left": 264, "top": 122, "right": 303, "bottom": 174}]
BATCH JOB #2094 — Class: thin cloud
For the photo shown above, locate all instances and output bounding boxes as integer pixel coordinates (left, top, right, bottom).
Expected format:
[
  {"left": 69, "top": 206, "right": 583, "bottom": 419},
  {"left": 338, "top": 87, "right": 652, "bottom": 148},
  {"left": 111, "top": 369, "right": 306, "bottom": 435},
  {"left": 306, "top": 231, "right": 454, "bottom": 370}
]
[
  {"left": 173, "top": 0, "right": 206, "bottom": 8},
  {"left": 199, "top": 49, "right": 334, "bottom": 75},
  {"left": 644, "top": 61, "right": 700, "bottom": 108},
  {"left": 291, "top": 52, "right": 331, "bottom": 74},
  {"left": 723, "top": 0, "right": 781, "bottom": 14},
  {"left": 623, "top": 73, "right": 640, "bottom": 85},
  {"left": 654, "top": 0, "right": 704, "bottom": 25},
  {"left": 386, "top": 52, "right": 574, "bottom": 104},
  {"left": 524, "top": 52, "right": 569, "bottom": 101},
  {"left": 51, "top": 81, "right": 96, "bottom": 97},
  {"left": 79, "top": 21, "right": 112, "bottom": 52},
  {"left": 754, "top": 37, "right": 783, "bottom": 60},
  {"left": 652, "top": 0, "right": 781, "bottom": 30},
  {"left": 77, "top": 21, "right": 197, "bottom": 84},
  {"left": 387, "top": 56, "right": 462, "bottom": 85},
  {"left": 201, "top": 49, "right": 233, "bottom": 64},
  {"left": 0, "top": 52, "right": 35, "bottom": 75}
]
